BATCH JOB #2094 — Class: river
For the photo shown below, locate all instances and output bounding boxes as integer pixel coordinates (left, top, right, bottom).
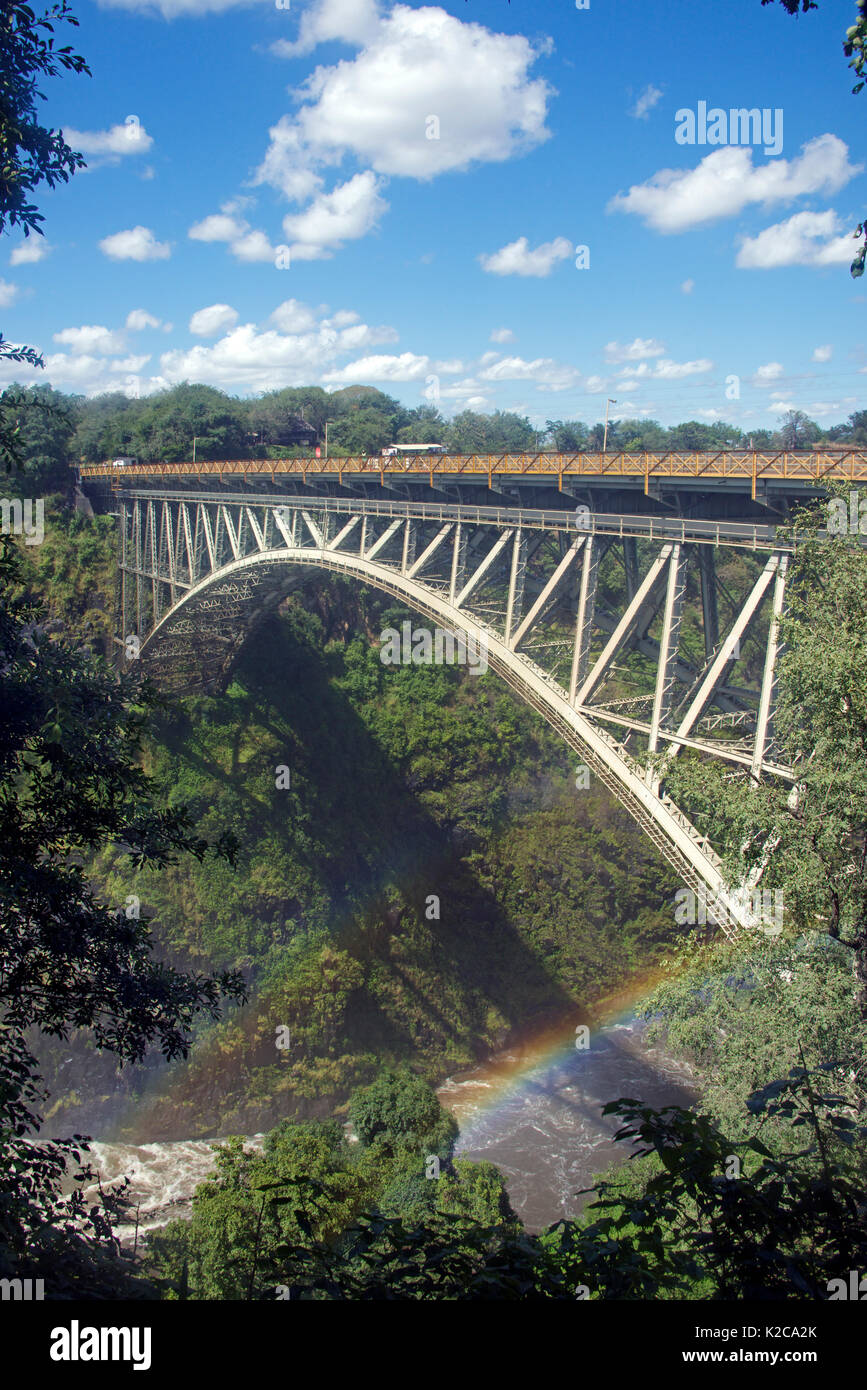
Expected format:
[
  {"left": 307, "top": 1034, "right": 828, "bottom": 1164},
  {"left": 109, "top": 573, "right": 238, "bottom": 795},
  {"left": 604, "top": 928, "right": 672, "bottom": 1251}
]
[
  {"left": 438, "top": 974, "right": 696, "bottom": 1231},
  {"left": 79, "top": 970, "right": 694, "bottom": 1243}
]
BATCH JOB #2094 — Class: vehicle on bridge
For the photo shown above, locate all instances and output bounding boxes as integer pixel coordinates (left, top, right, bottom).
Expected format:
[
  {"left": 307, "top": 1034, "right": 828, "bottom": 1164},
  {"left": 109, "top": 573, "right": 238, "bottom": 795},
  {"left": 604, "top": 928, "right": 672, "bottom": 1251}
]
[
  {"left": 381, "top": 442, "right": 448, "bottom": 470},
  {"left": 381, "top": 443, "right": 448, "bottom": 456},
  {"left": 111, "top": 456, "right": 137, "bottom": 468}
]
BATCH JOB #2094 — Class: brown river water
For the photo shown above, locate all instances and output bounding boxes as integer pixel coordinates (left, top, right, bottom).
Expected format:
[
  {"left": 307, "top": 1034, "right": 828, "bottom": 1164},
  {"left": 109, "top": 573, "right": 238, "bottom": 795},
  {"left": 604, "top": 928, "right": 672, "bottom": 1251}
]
[
  {"left": 438, "top": 971, "right": 696, "bottom": 1231},
  {"left": 78, "top": 967, "right": 695, "bottom": 1243}
]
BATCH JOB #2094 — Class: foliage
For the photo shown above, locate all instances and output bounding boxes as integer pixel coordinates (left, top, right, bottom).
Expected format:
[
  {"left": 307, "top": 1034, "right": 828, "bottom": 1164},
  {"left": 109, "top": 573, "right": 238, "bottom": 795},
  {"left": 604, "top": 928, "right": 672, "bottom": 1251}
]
[
  {"left": 548, "top": 1081, "right": 867, "bottom": 1300},
  {"left": 0, "top": 384, "right": 80, "bottom": 491},
  {"left": 146, "top": 1072, "right": 518, "bottom": 1300},
  {"left": 779, "top": 408, "right": 820, "bottom": 448},
  {"left": 147, "top": 1074, "right": 867, "bottom": 1300},
  {"left": 0, "top": 1027, "right": 153, "bottom": 1297},
  {"left": 349, "top": 1065, "right": 458, "bottom": 1156},
  {"left": 0, "top": 381, "right": 858, "bottom": 478},
  {"left": 0, "top": 538, "right": 246, "bottom": 1060},
  {"left": 642, "top": 931, "right": 867, "bottom": 1158},
  {"left": 444, "top": 409, "right": 535, "bottom": 454},
  {"left": 0, "top": 1, "right": 88, "bottom": 241},
  {"left": 45, "top": 580, "right": 683, "bottom": 1142}
]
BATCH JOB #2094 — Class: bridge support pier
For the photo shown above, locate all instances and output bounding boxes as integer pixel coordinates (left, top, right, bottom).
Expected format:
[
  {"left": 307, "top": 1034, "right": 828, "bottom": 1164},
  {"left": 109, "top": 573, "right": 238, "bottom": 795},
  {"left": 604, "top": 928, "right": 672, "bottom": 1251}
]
[{"left": 698, "top": 545, "right": 720, "bottom": 663}]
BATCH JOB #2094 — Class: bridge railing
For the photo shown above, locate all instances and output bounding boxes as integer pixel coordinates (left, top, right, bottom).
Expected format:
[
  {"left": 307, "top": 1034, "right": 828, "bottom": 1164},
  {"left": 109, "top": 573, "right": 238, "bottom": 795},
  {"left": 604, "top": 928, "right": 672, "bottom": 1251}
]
[
  {"left": 79, "top": 448, "right": 867, "bottom": 483},
  {"left": 116, "top": 488, "right": 798, "bottom": 552}
]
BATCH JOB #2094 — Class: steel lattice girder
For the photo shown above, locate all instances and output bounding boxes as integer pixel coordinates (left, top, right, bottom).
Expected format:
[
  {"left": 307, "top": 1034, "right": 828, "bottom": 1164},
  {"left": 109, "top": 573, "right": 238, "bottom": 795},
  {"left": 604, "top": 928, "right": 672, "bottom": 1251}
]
[{"left": 115, "top": 490, "right": 797, "bottom": 933}]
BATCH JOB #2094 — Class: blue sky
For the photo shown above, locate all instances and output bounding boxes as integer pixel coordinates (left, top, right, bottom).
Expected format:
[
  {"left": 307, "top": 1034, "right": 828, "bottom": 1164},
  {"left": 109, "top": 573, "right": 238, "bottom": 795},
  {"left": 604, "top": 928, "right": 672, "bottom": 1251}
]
[{"left": 1, "top": 0, "right": 865, "bottom": 431}]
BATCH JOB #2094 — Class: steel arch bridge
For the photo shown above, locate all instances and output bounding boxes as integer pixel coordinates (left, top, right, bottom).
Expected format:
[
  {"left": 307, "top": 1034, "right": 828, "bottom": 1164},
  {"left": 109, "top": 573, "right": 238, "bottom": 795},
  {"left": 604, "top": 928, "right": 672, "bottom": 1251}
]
[{"left": 115, "top": 488, "right": 796, "bottom": 933}]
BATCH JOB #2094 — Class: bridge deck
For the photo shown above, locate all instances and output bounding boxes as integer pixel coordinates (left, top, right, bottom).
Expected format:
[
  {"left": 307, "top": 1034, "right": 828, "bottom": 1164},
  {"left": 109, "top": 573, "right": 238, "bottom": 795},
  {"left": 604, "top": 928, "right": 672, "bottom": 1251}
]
[{"left": 78, "top": 448, "right": 867, "bottom": 498}]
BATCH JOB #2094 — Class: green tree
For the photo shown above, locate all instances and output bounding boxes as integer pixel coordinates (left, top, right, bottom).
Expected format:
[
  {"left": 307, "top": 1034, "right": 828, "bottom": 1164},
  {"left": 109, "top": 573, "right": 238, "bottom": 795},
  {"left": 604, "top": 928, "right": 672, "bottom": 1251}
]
[
  {"left": 326, "top": 406, "right": 395, "bottom": 455},
  {"left": 544, "top": 418, "right": 589, "bottom": 451},
  {"left": 588, "top": 418, "right": 619, "bottom": 450},
  {"left": 779, "top": 409, "right": 820, "bottom": 448},
  {"left": 0, "top": 1027, "right": 153, "bottom": 1298},
  {"left": 349, "top": 1065, "right": 458, "bottom": 1157},
  {"left": 745, "top": 428, "right": 776, "bottom": 448},
  {"left": 396, "top": 402, "right": 447, "bottom": 444},
  {"left": 436, "top": 1158, "right": 517, "bottom": 1227},
  {"left": 0, "top": 531, "right": 249, "bottom": 1294},
  {"left": 0, "top": 540, "right": 246, "bottom": 1055},
  {"left": 0, "top": 1, "right": 88, "bottom": 246},
  {"left": 616, "top": 417, "right": 670, "bottom": 452},
  {"left": 445, "top": 409, "right": 535, "bottom": 454},
  {"left": 842, "top": 409, "right": 867, "bottom": 444},
  {"left": 0, "top": 383, "right": 79, "bottom": 492},
  {"left": 667, "top": 420, "right": 724, "bottom": 451},
  {"left": 247, "top": 386, "right": 330, "bottom": 446}
]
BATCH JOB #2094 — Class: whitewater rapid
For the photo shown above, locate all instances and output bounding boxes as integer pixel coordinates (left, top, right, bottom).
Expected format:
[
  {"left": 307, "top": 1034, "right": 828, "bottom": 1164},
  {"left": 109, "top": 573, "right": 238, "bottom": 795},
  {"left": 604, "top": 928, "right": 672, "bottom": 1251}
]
[{"left": 77, "top": 996, "right": 694, "bottom": 1241}]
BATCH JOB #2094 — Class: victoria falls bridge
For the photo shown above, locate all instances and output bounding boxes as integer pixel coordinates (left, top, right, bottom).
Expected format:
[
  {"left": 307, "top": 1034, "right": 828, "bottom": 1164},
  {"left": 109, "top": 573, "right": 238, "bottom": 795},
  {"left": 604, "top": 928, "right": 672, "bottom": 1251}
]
[{"left": 78, "top": 449, "right": 867, "bottom": 934}]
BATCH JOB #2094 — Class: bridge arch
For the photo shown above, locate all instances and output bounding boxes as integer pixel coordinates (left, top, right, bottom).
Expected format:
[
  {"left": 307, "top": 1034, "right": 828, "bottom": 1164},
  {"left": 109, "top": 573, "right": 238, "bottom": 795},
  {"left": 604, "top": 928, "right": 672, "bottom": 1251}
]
[{"left": 141, "top": 539, "right": 751, "bottom": 932}]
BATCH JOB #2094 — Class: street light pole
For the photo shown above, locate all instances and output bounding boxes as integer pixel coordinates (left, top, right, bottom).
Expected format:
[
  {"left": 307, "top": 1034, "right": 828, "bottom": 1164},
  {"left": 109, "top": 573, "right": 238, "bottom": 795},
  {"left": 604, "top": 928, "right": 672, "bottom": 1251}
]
[
  {"left": 603, "top": 399, "right": 617, "bottom": 453},
  {"left": 193, "top": 436, "right": 198, "bottom": 464}
]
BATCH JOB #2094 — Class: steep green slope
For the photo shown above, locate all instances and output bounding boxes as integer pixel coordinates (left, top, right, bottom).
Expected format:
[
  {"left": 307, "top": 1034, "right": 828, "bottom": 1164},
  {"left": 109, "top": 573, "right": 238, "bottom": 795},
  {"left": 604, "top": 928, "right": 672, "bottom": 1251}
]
[
  {"left": 108, "top": 587, "right": 682, "bottom": 1138},
  {"left": 22, "top": 521, "right": 682, "bottom": 1141}
]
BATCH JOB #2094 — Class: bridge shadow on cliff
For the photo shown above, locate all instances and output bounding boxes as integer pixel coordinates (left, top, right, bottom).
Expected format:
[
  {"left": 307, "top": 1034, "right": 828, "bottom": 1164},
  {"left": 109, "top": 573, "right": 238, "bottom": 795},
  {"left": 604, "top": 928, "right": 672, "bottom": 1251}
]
[{"left": 119, "top": 589, "right": 676, "bottom": 1142}]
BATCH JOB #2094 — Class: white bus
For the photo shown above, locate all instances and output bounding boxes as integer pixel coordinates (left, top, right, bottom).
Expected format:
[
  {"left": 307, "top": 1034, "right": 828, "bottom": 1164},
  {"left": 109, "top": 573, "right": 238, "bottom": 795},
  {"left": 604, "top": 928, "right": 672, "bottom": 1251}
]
[{"left": 381, "top": 443, "right": 448, "bottom": 457}]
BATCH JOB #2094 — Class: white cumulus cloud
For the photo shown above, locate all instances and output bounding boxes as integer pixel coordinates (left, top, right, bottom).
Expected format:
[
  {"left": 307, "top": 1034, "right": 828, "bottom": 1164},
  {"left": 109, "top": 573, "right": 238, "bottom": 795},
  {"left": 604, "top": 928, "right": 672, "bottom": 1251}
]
[
  {"left": 188, "top": 213, "right": 246, "bottom": 243},
  {"left": 621, "top": 357, "right": 713, "bottom": 380},
  {"left": 272, "top": 0, "right": 383, "bottom": 57},
  {"left": 65, "top": 120, "right": 153, "bottom": 156},
  {"left": 189, "top": 304, "right": 239, "bottom": 337},
  {"left": 156, "top": 304, "right": 405, "bottom": 394},
  {"left": 269, "top": 300, "right": 319, "bottom": 334},
  {"left": 187, "top": 3, "right": 553, "bottom": 268},
  {"left": 188, "top": 213, "right": 279, "bottom": 263},
  {"left": 736, "top": 210, "right": 854, "bottom": 269},
  {"left": 260, "top": 3, "right": 552, "bottom": 186},
  {"left": 0, "top": 297, "right": 408, "bottom": 397},
  {"left": 96, "top": 0, "right": 269, "bottom": 16},
  {"left": 609, "top": 135, "right": 860, "bottom": 233},
  {"left": 231, "top": 230, "right": 280, "bottom": 263},
  {"left": 126, "top": 309, "right": 162, "bottom": 331},
  {"left": 10, "top": 239, "right": 49, "bottom": 266},
  {"left": 53, "top": 325, "right": 127, "bottom": 355},
  {"left": 812, "top": 344, "right": 833, "bottom": 362},
  {"left": 282, "top": 171, "right": 387, "bottom": 260},
  {"left": 99, "top": 226, "right": 171, "bottom": 261},
  {"left": 477, "top": 355, "right": 580, "bottom": 391},
  {"left": 754, "top": 362, "right": 785, "bottom": 383},
  {"left": 604, "top": 338, "right": 666, "bottom": 363},
  {"left": 631, "top": 84, "right": 663, "bottom": 120},
  {"left": 479, "top": 235, "right": 573, "bottom": 278},
  {"left": 323, "top": 352, "right": 430, "bottom": 383}
]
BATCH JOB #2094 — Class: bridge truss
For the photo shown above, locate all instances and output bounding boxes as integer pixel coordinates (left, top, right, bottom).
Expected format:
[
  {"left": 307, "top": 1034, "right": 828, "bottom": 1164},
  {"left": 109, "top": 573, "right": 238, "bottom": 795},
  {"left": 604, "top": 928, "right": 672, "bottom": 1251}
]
[{"left": 116, "top": 489, "right": 796, "bottom": 932}]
